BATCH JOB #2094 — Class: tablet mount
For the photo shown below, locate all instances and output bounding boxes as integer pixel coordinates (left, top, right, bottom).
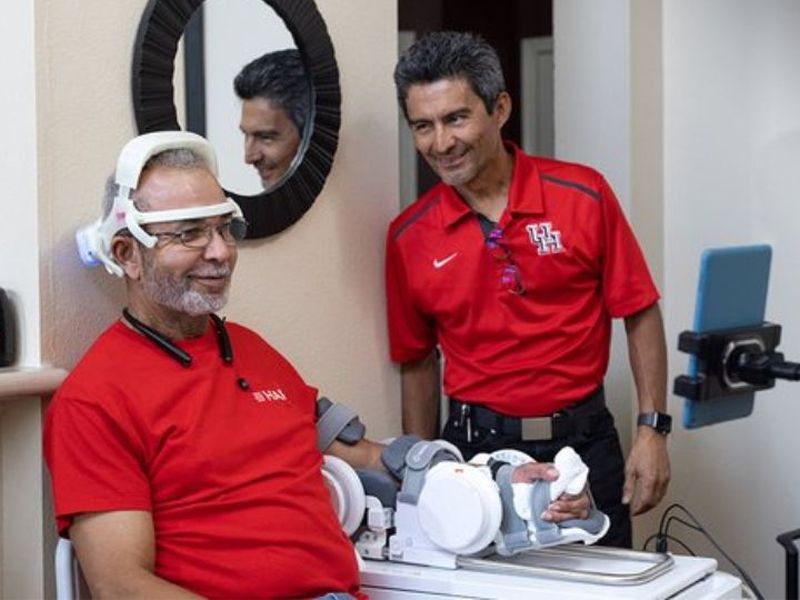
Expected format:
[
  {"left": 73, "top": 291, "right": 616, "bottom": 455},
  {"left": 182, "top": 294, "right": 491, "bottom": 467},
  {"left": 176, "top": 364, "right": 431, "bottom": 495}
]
[
  {"left": 675, "top": 320, "right": 800, "bottom": 599},
  {"left": 674, "top": 321, "right": 800, "bottom": 401}
]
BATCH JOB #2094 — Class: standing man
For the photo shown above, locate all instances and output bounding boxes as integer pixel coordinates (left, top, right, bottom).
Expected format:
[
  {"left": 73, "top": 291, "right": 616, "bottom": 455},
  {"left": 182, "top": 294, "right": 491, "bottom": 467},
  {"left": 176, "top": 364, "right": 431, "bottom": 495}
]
[
  {"left": 234, "top": 49, "right": 309, "bottom": 190},
  {"left": 386, "top": 31, "right": 670, "bottom": 548}
]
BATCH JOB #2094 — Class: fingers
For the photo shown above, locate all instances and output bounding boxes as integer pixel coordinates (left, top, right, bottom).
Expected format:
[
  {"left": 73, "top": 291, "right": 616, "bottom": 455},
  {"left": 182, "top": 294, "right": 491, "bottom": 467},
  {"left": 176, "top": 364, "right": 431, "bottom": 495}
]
[
  {"left": 630, "top": 472, "right": 670, "bottom": 515},
  {"left": 511, "top": 462, "right": 559, "bottom": 484},
  {"left": 622, "top": 470, "right": 636, "bottom": 507},
  {"left": 545, "top": 491, "right": 590, "bottom": 522}
]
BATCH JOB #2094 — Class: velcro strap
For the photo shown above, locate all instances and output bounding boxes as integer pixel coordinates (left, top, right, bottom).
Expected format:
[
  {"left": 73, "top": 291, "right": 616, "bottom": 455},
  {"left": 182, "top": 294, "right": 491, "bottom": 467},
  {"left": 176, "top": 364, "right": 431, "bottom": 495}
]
[
  {"left": 398, "top": 441, "right": 456, "bottom": 505},
  {"left": 316, "top": 397, "right": 366, "bottom": 451},
  {"left": 496, "top": 464, "right": 532, "bottom": 554},
  {"left": 379, "top": 434, "right": 422, "bottom": 480}
]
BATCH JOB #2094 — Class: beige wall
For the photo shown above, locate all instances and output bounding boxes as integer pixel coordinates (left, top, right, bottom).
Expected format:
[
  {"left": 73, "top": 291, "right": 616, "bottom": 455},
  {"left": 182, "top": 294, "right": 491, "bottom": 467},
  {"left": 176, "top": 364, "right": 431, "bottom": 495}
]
[
  {"left": 38, "top": 0, "right": 401, "bottom": 442},
  {"left": 1, "top": 0, "right": 399, "bottom": 595}
]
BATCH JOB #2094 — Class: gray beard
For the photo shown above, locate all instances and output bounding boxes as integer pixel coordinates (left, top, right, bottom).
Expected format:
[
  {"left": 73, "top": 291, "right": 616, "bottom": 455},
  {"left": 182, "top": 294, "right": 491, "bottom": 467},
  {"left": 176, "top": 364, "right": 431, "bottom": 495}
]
[{"left": 140, "top": 253, "right": 230, "bottom": 316}]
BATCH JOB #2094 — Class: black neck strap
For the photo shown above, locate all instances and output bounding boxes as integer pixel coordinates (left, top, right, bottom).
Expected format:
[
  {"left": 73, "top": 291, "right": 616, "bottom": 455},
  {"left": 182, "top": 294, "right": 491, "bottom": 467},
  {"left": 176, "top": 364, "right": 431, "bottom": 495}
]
[{"left": 122, "top": 308, "right": 233, "bottom": 368}]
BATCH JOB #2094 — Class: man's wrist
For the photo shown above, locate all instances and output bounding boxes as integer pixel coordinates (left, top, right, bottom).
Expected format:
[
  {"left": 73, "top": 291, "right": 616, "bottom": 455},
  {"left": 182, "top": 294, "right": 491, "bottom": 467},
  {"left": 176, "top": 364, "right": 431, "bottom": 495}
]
[{"left": 636, "top": 411, "right": 672, "bottom": 435}]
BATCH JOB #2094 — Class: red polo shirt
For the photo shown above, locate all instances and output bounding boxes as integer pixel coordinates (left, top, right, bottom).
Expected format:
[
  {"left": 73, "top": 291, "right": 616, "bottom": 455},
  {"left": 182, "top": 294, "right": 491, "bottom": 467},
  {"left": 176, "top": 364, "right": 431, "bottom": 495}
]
[{"left": 386, "top": 144, "right": 659, "bottom": 416}]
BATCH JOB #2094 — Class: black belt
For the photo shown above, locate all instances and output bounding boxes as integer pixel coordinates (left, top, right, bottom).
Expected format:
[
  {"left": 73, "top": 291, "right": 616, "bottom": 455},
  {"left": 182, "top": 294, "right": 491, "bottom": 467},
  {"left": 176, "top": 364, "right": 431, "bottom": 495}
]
[{"left": 448, "top": 386, "right": 605, "bottom": 442}]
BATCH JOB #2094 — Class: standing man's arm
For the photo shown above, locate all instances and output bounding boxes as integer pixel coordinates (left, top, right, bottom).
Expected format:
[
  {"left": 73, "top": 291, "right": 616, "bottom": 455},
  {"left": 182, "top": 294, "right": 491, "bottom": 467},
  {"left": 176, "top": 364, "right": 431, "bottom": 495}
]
[
  {"left": 401, "top": 350, "right": 441, "bottom": 439},
  {"left": 70, "top": 511, "right": 203, "bottom": 599},
  {"left": 622, "top": 302, "right": 671, "bottom": 515}
]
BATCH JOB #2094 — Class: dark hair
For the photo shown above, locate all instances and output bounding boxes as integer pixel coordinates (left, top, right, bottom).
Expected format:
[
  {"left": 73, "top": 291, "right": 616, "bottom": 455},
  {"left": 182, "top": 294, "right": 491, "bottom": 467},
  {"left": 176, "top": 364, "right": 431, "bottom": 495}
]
[
  {"left": 394, "top": 31, "right": 505, "bottom": 119},
  {"left": 234, "top": 49, "right": 310, "bottom": 134}
]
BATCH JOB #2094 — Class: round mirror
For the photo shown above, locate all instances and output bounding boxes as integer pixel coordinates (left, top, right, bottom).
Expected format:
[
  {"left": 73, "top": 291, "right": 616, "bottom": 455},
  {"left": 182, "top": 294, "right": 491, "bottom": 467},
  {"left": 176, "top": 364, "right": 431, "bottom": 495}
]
[{"left": 132, "top": 0, "right": 340, "bottom": 239}]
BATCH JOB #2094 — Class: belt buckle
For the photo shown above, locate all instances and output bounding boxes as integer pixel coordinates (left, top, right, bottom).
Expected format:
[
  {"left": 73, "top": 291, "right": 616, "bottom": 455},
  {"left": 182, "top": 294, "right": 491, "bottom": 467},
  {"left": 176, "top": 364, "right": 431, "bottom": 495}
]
[{"left": 521, "top": 416, "right": 552, "bottom": 441}]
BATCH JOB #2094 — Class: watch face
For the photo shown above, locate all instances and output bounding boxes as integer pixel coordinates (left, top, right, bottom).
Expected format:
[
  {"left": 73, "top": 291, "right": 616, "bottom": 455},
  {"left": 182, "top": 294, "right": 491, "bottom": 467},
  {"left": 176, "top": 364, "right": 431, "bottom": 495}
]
[
  {"left": 655, "top": 413, "right": 672, "bottom": 434},
  {"left": 639, "top": 412, "right": 671, "bottom": 434}
]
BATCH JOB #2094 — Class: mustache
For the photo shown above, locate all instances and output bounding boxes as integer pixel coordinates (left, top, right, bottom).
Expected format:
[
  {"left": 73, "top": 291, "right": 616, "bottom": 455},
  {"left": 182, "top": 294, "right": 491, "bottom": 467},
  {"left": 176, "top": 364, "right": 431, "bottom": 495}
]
[{"left": 189, "top": 266, "right": 231, "bottom": 278}]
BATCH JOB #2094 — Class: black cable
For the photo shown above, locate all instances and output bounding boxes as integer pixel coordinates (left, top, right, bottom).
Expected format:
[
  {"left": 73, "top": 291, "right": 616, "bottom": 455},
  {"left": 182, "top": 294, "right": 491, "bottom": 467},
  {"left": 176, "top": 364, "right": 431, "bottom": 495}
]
[
  {"left": 641, "top": 533, "right": 660, "bottom": 552},
  {"left": 660, "top": 533, "right": 697, "bottom": 556},
  {"left": 661, "top": 504, "right": 764, "bottom": 600}
]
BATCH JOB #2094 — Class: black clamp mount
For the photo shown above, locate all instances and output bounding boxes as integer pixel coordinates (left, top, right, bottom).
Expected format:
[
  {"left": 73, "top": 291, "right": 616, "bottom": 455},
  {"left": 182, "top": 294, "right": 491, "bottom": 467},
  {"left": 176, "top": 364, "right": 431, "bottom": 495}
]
[{"left": 674, "top": 321, "right": 800, "bottom": 401}]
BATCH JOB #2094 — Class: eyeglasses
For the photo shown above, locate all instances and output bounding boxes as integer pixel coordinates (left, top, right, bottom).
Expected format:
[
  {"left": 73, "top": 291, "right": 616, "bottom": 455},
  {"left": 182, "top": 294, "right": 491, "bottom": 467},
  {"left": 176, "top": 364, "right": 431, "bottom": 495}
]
[
  {"left": 146, "top": 218, "right": 248, "bottom": 249},
  {"left": 486, "top": 226, "right": 526, "bottom": 295}
]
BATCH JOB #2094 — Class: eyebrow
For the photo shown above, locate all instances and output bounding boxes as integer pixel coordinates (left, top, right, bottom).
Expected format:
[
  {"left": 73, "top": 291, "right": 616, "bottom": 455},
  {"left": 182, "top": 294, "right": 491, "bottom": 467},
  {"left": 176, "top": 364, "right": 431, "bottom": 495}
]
[{"left": 409, "top": 107, "right": 472, "bottom": 126}]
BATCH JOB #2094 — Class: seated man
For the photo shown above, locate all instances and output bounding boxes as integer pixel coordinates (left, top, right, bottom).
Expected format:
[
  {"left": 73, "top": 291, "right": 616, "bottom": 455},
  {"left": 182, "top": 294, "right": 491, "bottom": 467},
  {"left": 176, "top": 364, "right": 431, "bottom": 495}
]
[{"left": 45, "top": 132, "right": 590, "bottom": 599}]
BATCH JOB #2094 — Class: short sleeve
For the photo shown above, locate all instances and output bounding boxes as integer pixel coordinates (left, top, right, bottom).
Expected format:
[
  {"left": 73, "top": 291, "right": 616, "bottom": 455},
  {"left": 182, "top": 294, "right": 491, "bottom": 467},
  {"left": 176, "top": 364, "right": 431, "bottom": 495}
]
[
  {"left": 385, "top": 230, "right": 436, "bottom": 363},
  {"left": 43, "top": 393, "right": 152, "bottom": 536},
  {"left": 598, "top": 176, "right": 660, "bottom": 317}
]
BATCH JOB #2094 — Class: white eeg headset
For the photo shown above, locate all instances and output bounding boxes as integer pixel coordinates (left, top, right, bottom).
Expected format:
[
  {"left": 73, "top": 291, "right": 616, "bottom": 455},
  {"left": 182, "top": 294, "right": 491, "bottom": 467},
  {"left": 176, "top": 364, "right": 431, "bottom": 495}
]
[{"left": 76, "top": 131, "right": 244, "bottom": 277}]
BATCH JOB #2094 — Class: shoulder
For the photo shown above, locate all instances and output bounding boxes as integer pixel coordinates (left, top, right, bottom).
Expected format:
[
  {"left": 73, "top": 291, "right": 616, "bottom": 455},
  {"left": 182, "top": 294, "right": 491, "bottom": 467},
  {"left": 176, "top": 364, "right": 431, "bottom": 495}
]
[
  {"left": 530, "top": 155, "right": 609, "bottom": 202},
  {"left": 56, "top": 322, "right": 132, "bottom": 395},
  {"left": 225, "top": 321, "right": 303, "bottom": 372},
  {"left": 389, "top": 184, "right": 447, "bottom": 242}
]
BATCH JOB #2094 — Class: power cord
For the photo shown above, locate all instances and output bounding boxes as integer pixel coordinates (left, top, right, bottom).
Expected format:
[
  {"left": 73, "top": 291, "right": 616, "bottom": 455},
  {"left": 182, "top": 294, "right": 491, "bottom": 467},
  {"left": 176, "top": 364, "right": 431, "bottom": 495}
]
[{"left": 642, "top": 503, "right": 764, "bottom": 600}]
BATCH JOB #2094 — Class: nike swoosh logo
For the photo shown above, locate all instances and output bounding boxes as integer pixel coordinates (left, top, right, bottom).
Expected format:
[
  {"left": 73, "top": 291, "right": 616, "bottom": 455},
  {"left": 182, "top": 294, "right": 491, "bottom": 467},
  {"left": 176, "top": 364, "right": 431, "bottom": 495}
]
[{"left": 433, "top": 252, "right": 459, "bottom": 269}]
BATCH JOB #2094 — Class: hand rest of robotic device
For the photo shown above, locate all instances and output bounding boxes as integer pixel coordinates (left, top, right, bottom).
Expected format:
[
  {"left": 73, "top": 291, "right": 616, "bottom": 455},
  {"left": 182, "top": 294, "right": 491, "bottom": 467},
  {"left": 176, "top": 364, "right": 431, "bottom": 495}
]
[{"left": 321, "top": 436, "right": 609, "bottom": 570}]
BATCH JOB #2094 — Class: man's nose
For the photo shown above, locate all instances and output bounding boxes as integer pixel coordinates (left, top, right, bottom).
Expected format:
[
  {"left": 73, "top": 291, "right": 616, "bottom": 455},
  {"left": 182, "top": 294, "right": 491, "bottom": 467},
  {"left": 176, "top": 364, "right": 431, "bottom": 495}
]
[
  {"left": 244, "top": 138, "right": 258, "bottom": 164},
  {"left": 203, "top": 228, "right": 235, "bottom": 262},
  {"left": 432, "top": 125, "right": 455, "bottom": 154}
]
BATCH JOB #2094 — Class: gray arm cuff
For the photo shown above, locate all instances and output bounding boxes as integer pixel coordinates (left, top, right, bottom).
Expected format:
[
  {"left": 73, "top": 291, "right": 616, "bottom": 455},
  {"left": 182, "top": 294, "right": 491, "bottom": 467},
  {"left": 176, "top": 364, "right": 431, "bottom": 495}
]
[{"left": 316, "top": 397, "right": 366, "bottom": 451}]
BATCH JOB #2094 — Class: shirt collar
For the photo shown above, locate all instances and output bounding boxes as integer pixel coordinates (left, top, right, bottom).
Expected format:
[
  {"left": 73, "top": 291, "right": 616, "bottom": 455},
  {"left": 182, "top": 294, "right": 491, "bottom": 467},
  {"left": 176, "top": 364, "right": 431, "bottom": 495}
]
[{"left": 438, "top": 142, "right": 544, "bottom": 229}]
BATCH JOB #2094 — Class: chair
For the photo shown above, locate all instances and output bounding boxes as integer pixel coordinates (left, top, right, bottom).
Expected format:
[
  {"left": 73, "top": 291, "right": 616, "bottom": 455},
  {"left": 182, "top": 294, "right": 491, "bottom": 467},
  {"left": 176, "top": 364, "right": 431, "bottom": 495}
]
[{"left": 55, "top": 537, "right": 86, "bottom": 600}]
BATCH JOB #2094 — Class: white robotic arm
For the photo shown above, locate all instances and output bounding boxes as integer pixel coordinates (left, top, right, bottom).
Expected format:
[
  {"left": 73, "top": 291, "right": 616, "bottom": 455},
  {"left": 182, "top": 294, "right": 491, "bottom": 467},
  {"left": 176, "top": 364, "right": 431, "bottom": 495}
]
[{"left": 321, "top": 439, "right": 610, "bottom": 569}]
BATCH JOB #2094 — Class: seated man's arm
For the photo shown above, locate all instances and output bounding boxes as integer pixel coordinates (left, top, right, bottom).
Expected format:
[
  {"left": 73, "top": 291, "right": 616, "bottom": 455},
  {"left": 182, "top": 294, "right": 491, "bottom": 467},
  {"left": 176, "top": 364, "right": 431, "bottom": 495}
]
[
  {"left": 327, "top": 438, "right": 385, "bottom": 471},
  {"left": 71, "top": 510, "right": 203, "bottom": 600}
]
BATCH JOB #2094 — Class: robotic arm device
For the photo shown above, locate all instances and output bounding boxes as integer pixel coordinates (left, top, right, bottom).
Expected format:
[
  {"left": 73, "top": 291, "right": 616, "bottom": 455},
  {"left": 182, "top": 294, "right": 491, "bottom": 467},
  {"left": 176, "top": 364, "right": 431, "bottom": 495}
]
[{"left": 321, "top": 436, "right": 609, "bottom": 569}]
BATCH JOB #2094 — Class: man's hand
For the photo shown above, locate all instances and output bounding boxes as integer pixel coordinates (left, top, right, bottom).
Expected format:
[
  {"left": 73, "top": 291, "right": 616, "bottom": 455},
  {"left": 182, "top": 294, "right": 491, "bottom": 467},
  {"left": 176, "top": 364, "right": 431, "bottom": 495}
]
[
  {"left": 622, "top": 427, "right": 671, "bottom": 515},
  {"left": 511, "top": 462, "right": 591, "bottom": 522}
]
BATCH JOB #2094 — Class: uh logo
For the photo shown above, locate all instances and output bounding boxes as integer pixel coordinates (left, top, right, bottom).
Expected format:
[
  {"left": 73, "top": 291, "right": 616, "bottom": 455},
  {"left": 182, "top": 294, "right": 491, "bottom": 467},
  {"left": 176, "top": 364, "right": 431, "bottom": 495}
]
[{"left": 526, "top": 222, "right": 564, "bottom": 255}]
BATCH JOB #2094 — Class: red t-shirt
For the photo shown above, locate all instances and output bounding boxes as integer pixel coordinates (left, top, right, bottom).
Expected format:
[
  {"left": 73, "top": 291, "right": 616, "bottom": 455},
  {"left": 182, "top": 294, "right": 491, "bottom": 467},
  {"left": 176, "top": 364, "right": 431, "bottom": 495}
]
[
  {"left": 386, "top": 145, "right": 659, "bottom": 416},
  {"left": 44, "top": 320, "right": 361, "bottom": 599}
]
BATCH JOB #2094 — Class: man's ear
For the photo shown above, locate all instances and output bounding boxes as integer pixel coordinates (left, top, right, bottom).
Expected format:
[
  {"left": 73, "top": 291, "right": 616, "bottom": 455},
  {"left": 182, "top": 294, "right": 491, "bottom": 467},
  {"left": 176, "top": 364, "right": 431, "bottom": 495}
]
[
  {"left": 493, "top": 91, "right": 512, "bottom": 129},
  {"left": 111, "top": 236, "right": 143, "bottom": 280}
]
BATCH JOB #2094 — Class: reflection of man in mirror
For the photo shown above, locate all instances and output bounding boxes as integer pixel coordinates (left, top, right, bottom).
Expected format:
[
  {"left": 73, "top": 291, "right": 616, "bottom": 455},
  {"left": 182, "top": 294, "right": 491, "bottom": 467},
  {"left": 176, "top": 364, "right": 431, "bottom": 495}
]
[{"left": 234, "top": 49, "right": 309, "bottom": 191}]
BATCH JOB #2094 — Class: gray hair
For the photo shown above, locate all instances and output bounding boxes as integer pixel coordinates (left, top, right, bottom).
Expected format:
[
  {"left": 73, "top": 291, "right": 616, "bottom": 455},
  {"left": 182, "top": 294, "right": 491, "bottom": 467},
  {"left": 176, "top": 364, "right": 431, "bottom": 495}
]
[
  {"left": 234, "top": 49, "right": 310, "bottom": 135},
  {"left": 102, "top": 147, "right": 211, "bottom": 218},
  {"left": 394, "top": 31, "right": 506, "bottom": 120}
]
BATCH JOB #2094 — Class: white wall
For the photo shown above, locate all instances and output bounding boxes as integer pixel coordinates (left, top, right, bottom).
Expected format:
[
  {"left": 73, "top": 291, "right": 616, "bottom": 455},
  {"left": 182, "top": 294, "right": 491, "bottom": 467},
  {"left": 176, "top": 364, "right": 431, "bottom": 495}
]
[
  {"left": 662, "top": 1, "right": 800, "bottom": 597},
  {"left": 553, "top": 0, "right": 636, "bottom": 460},
  {"left": 0, "top": 0, "right": 39, "bottom": 368},
  {"left": 560, "top": 1, "right": 800, "bottom": 596},
  {"left": 0, "top": 1, "right": 43, "bottom": 596}
]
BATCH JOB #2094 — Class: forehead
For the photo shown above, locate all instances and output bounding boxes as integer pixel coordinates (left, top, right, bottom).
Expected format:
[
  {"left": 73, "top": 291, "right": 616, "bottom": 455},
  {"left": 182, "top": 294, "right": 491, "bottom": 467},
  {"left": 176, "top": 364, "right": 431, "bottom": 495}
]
[
  {"left": 405, "top": 77, "right": 484, "bottom": 120},
  {"left": 135, "top": 166, "right": 224, "bottom": 212},
  {"left": 239, "top": 97, "right": 295, "bottom": 131}
]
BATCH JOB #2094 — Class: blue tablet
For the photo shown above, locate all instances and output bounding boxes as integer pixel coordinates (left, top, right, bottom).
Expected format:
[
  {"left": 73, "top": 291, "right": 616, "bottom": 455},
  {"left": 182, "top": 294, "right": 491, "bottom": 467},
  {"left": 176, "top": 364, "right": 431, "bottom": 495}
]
[{"left": 682, "top": 244, "right": 772, "bottom": 429}]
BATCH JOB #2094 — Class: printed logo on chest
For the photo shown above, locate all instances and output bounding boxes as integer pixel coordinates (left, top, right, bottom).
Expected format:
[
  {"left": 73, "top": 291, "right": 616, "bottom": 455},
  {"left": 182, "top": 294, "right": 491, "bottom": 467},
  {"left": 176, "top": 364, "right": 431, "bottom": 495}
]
[
  {"left": 526, "top": 222, "right": 564, "bottom": 255},
  {"left": 252, "top": 388, "right": 288, "bottom": 403}
]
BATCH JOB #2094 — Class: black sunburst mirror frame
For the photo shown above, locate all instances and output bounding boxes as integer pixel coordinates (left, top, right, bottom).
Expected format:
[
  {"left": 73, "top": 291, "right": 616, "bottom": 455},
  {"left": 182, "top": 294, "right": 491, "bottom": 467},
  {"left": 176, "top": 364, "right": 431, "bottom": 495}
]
[{"left": 132, "top": 0, "right": 341, "bottom": 239}]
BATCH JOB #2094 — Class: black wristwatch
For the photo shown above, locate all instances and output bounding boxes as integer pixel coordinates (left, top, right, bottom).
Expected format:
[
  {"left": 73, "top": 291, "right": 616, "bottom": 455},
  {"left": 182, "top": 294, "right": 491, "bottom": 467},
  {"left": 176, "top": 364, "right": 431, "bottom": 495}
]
[{"left": 637, "top": 412, "right": 672, "bottom": 435}]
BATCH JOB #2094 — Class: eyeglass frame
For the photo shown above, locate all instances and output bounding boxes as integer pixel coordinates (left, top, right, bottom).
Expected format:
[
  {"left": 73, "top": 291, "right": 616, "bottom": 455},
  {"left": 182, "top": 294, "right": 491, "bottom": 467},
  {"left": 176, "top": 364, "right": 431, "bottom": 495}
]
[{"left": 143, "top": 216, "right": 248, "bottom": 249}]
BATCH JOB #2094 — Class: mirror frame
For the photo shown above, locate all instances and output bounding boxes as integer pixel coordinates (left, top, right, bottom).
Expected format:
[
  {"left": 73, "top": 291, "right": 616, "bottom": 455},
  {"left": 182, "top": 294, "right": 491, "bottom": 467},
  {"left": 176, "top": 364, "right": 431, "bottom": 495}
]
[{"left": 132, "top": 0, "right": 341, "bottom": 239}]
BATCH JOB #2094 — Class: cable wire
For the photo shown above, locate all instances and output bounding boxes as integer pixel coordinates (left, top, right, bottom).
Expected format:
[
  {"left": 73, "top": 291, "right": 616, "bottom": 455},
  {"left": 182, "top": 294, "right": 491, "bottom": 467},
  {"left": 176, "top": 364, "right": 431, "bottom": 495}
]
[{"left": 655, "top": 504, "right": 764, "bottom": 600}]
